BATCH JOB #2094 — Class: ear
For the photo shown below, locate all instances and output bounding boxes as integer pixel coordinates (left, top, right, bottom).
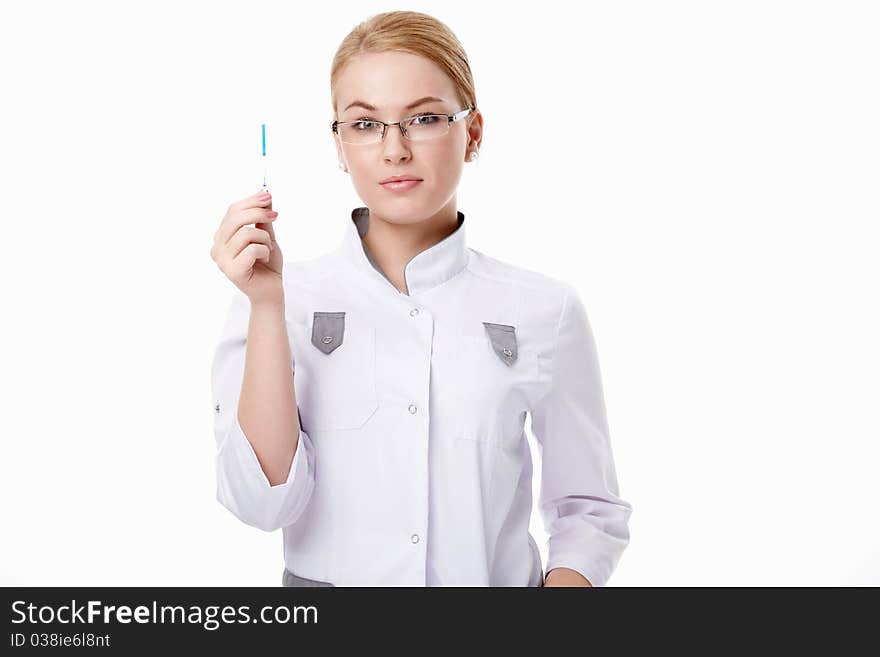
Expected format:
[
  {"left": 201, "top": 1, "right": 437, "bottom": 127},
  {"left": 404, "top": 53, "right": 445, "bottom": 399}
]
[{"left": 466, "top": 108, "right": 484, "bottom": 151}]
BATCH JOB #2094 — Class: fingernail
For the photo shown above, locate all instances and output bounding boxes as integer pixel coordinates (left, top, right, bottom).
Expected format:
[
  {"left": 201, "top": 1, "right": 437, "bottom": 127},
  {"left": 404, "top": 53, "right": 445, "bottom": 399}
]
[{"left": 258, "top": 193, "right": 271, "bottom": 200}]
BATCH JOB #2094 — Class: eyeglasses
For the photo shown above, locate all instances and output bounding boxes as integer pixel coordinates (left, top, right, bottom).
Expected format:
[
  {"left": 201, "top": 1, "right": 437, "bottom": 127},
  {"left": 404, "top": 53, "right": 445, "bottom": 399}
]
[{"left": 332, "top": 106, "right": 474, "bottom": 145}]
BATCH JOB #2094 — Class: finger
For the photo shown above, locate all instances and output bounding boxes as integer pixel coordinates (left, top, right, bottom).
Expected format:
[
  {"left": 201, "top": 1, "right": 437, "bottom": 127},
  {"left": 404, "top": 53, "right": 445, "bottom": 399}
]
[
  {"left": 231, "top": 190, "right": 273, "bottom": 212},
  {"left": 231, "top": 243, "right": 271, "bottom": 276},
  {"left": 225, "top": 225, "right": 273, "bottom": 261},
  {"left": 224, "top": 192, "right": 273, "bottom": 227},
  {"left": 217, "top": 206, "right": 278, "bottom": 246}
]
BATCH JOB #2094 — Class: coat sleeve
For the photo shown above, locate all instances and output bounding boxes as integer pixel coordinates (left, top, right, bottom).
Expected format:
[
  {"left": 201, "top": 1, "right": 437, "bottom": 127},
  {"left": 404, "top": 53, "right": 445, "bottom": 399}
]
[
  {"left": 210, "top": 292, "right": 316, "bottom": 532},
  {"left": 529, "top": 283, "right": 632, "bottom": 586}
]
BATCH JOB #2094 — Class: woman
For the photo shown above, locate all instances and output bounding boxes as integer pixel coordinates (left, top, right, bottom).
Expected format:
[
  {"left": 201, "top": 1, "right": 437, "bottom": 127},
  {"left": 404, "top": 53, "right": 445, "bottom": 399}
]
[{"left": 210, "top": 10, "right": 632, "bottom": 587}]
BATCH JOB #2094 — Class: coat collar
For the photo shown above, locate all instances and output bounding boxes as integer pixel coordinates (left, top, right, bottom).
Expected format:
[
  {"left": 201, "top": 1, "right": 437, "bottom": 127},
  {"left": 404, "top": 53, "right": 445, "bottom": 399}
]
[{"left": 338, "top": 206, "right": 469, "bottom": 297}]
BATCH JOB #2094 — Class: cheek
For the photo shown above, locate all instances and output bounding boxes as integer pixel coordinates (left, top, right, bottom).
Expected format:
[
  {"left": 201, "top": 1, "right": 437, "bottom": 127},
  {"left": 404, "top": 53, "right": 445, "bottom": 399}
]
[
  {"left": 424, "top": 145, "right": 464, "bottom": 185},
  {"left": 346, "top": 155, "right": 377, "bottom": 189},
  {"left": 432, "top": 156, "right": 466, "bottom": 191}
]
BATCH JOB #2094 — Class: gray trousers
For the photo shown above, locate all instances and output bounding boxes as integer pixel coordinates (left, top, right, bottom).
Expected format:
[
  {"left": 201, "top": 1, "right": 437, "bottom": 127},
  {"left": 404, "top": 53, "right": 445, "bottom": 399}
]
[
  {"left": 281, "top": 567, "right": 544, "bottom": 587},
  {"left": 282, "top": 568, "right": 335, "bottom": 587}
]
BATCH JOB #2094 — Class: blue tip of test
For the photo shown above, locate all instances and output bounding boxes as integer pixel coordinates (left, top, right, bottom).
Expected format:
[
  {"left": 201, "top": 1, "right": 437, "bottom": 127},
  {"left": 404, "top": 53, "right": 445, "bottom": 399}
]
[{"left": 261, "top": 123, "right": 266, "bottom": 157}]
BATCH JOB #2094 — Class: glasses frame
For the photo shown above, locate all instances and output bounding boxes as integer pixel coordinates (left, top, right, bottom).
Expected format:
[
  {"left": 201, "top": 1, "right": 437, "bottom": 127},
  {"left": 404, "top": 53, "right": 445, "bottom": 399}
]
[{"left": 332, "top": 106, "right": 474, "bottom": 145}]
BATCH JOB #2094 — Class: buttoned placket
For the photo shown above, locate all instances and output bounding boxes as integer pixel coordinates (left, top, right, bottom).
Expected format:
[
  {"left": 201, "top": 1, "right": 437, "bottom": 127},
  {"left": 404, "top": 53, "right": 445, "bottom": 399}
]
[{"left": 337, "top": 207, "right": 470, "bottom": 574}]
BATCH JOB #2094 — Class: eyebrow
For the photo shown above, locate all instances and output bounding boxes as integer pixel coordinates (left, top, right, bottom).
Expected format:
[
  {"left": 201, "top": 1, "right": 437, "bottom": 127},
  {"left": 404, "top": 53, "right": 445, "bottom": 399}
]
[{"left": 343, "top": 96, "right": 447, "bottom": 113}]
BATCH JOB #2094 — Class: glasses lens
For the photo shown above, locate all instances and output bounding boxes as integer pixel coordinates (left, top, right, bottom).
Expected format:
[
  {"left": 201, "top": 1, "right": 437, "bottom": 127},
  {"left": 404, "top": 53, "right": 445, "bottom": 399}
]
[
  {"left": 405, "top": 115, "right": 449, "bottom": 141},
  {"left": 338, "top": 120, "right": 384, "bottom": 145}
]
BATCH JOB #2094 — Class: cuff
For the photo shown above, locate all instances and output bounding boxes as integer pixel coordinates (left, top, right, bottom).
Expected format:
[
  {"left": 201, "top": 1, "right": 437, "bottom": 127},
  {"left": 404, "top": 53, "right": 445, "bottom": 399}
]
[
  {"left": 229, "top": 412, "right": 307, "bottom": 489},
  {"left": 215, "top": 414, "right": 315, "bottom": 531},
  {"left": 545, "top": 519, "right": 631, "bottom": 587}
]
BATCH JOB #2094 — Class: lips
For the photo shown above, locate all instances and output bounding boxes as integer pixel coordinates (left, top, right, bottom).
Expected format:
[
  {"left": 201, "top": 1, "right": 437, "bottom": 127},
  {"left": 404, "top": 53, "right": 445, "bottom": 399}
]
[
  {"left": 380, "top": 179, "right": 423, "bottom": 192},
  {"left": 380, "top": 175, "right": 423, "bottom": 184}
]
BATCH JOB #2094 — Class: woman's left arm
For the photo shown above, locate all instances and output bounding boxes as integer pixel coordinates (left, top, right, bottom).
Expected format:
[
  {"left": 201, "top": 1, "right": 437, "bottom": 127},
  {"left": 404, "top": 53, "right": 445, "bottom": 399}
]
[{"left": 530, "top": 283, "right": 633, "bottom": 588}]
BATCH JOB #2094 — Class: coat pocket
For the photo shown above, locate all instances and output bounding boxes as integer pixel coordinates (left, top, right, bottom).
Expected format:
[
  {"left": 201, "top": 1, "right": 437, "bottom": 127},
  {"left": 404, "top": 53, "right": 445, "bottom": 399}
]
[
  {"left": 445, "top": 323, "right": 537, "bottom": 449},
  {"left": 291, "top": 311, "right": 379, "bottom": 432}
]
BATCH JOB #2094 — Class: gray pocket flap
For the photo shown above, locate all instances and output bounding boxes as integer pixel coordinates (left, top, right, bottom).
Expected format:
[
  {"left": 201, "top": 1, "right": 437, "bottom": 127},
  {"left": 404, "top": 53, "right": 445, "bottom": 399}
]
[
  {"left": 482, "top": 322, "right": 517, "bottom": 366},
  {"left": 311, "top": 311, "right": 345, "bottom": 354}
]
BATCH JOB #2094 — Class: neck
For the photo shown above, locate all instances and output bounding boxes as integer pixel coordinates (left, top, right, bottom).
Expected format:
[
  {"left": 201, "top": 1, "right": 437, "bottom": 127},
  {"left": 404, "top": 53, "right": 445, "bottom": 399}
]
[{"left": 362, "top": 200, "right": 461, "bottom": 295}]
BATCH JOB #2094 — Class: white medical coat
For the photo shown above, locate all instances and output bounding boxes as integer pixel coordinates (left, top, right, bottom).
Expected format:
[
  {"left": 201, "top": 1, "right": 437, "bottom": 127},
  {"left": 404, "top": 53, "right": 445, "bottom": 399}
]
[{"left": 211, "top": 206, "right": 632, "bottom": 586}]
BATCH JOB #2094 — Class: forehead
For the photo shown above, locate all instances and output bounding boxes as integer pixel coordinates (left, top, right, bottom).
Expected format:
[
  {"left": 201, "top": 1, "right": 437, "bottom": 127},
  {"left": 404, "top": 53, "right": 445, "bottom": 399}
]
[{"left": 336, "top": 50, "right": 457, "bottom": 113}]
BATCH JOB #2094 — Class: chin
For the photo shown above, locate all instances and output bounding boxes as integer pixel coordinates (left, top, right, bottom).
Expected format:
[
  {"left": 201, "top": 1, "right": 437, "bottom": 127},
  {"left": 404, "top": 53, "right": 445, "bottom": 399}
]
[{"left": 381, "top": 212, "right": 431, "bottom": 226}]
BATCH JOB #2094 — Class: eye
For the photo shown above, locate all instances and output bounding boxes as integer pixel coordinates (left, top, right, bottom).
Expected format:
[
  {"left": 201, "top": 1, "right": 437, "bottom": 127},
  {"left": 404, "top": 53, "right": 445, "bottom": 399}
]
[
  {"left": 352, "top": 120, "right": 378, "bottom": 131},
  {"left": 411, "top": 113, "right": 441, "bottom": 125}
]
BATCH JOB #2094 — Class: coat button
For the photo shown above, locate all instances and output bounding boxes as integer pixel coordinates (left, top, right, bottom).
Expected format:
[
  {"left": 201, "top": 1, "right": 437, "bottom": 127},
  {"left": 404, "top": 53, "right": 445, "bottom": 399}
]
[
  {"left": 410, "top": 308, "right": 419, "bottom": 317},
  {"left": 411, "top": 533, "right": 420, "bottom": 544},
  {"left": 214, "top": 403, "right": 220, "bottom": 413},
  {"left": 322, "top": 336, "right": 333, "bottom": 344},
  {"left": 408, "top": 403, "right": 418, "bottom": 414}
]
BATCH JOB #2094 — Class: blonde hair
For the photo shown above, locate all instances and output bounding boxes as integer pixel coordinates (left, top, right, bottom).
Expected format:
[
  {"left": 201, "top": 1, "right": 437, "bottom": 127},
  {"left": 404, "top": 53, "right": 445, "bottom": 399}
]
[{"left": 330, "top": 11, "right": 477, "bottom": 122}]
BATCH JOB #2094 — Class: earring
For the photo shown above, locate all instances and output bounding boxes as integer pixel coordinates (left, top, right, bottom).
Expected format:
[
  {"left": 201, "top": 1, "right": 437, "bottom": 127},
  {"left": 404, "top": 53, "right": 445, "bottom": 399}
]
[
  {"left": 469, "top": 151, "right": 478, "bottom": 161},
  {"left": 338, "top": 162, "right": 345, "bottom": 170}
]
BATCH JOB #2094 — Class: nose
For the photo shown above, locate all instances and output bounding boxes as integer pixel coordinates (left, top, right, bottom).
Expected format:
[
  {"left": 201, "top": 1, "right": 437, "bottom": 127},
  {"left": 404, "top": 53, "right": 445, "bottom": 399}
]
[{"left": 382, "top": 124, "right": 412, "bottom": 164}]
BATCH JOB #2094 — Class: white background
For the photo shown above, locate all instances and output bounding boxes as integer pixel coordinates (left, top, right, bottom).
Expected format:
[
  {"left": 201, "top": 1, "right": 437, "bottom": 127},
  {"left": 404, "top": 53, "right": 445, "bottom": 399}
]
[{"left": 1, "top": 0, "right": 877, "bottom": 586}]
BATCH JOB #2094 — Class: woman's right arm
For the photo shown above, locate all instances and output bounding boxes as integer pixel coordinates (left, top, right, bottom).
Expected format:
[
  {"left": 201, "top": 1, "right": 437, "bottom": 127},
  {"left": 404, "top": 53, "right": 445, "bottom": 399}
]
[
  {"left": 239, "top": 298, "right": 301, "bottom": 487},
  {"left": 209, "top": 190, "right": 315, "bottom": 531}
]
